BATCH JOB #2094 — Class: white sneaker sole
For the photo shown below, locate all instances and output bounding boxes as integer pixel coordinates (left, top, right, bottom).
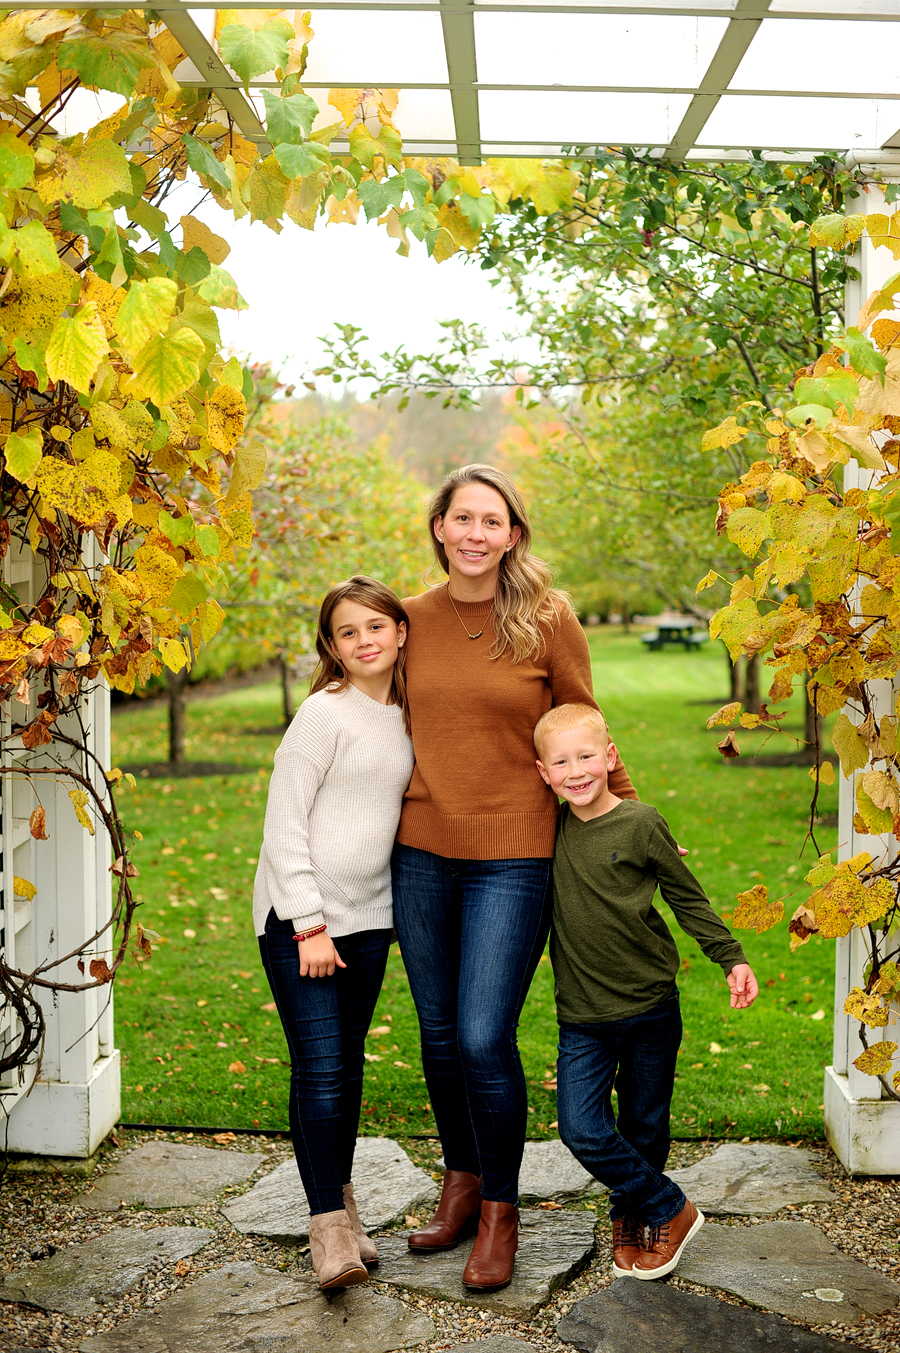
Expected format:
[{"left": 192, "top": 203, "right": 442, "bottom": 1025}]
[
  {"left": 611, "top": 1260, "right": 638, "bottom": 1278},
  {"left": 632, "top": 1208, "right": 705, "bottom": 1280}
]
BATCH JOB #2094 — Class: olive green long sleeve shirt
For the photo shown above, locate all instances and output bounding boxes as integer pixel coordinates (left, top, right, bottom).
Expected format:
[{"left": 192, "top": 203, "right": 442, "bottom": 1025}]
[{"left": 550, "top": 799, "right": 747, "bottom": 1024}]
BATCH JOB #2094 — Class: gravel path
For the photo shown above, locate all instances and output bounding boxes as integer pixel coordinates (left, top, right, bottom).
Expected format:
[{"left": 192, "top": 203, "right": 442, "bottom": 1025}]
[{"left": 1, "top": 1131, "right": 898, "bottom": 1351}]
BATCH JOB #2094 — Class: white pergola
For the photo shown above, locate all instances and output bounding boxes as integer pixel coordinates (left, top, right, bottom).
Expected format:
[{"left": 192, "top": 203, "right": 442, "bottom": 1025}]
[
  {"left": 4, "top": 1, "right": 900, "bottom": 1165},
  {"left": 135, "top": 0, "right": 900, "bottom": 165}
]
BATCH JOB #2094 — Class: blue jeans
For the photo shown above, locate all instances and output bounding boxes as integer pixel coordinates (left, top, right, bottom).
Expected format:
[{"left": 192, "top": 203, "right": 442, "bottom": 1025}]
[
  {"left": 258, "top": 909, "right": 392, "bottom": 1215},
  {"left": 556, "top": 989, "right": 687, "bottom": 1225},
  {"left": 391, "top": 843, "right": 552, "bottom": 1205}
]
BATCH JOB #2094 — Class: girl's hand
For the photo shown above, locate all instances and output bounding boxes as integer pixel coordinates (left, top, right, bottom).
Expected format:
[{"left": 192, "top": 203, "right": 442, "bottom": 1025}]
[
  {"left": 727, "top": 963, "right": 758, "bottom": 1009},
  {"left": 298, "top": 933, "right": 346, "bottom": 978}
]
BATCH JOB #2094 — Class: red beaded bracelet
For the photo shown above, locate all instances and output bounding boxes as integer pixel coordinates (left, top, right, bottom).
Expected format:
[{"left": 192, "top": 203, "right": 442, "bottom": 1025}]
[{"left": 293, "top": 924, "right": 327, "bottom": 942}]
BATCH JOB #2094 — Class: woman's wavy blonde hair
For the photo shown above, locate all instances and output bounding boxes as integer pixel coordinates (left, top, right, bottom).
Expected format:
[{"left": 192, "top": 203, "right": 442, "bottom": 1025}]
[
  {"left": 309, "top": 575, "right": 411, "bottom": 733},
  {"left": 428, "top": 464, "right": 569, "bottom": 664}
]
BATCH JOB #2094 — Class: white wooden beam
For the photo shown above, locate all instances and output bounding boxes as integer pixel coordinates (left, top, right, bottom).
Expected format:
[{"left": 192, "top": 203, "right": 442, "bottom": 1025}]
[{"left": 439, "top": 0, "right": 482, "bottom": 164}]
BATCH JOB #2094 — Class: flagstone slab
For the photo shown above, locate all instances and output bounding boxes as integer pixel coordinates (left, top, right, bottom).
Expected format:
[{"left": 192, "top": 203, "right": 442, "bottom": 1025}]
[
  {"left": 557, "top": 1279, "right": 853, "bottom": 1352},
  {"left": 666, "top": 1144, "right": 834, "bottom": 1216},
  {"left": 222, "top": 1136, "right": 438, "bottom": 1244},
  {"left": 372, "top": 1208, "right": 596, "bottom": 1317},
  {"left": 518, "top": 1141, "right": 603, "bottom": 1205},
  {"left": 76, "top": 1260, "right": 435, "bottom": 1353},
  {"left": 678, "top": 1220, "right": 900, "bottom": 1325},
  {"left": 0, "top": 1226, "right": 213, "bottom": 1318},
  {"left": 77, "top": 1141, "right": 265, "bottom": 1211}
]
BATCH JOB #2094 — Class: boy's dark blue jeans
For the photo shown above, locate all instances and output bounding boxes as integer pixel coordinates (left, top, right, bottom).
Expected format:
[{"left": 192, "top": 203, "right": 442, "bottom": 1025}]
[
  {"left": 258, "top": 908, "right": 392, "bottom": 1215},
  {"left": 556, "top": 988, "right": 687, "bottom": 1226}
]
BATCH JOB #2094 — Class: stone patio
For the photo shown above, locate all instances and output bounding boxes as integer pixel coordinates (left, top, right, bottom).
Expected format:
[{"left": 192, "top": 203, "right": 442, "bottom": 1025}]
[{"left": 1, "top": 1132, "right": 899, "bottom": 1353}]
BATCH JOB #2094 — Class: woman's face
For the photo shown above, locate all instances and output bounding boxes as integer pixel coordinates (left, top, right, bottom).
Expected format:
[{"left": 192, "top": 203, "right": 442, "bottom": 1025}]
[{"left": 434, "top": 483, "right": 521, "bottom": 591}]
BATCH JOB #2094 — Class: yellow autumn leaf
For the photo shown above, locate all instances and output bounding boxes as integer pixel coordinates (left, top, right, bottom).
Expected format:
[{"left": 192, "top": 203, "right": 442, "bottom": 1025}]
[
  {"left": 701, "top": 416, "right": 747, "bottom": 452},
  {"left": 68, "top": 788, "right": 95, "bottom": 835},
  {"left": 733, "top": 884, "right": 783, "bottom": 934},
  {"left": 13, "top": 875, "right": 36, "bottom": 900},
  {"left": 45, "top": 302, "right": 108, "bottom": 394},
  {"left": 808, "top": 761, "right": 835, "bottom": 786},
  {"left": 860, "top": 769, "right": 899, "bottom": 815},
  {"left": 0, "top": 268, "right": 77, "bottom": 344},
  {"left": 133, "top": 542, "right": 182, "bottom": 601},
  {"left": 159, "top": 637, "right": 189, "bottom": 673},
  {"left": 852, "top": 1041, "right": 897, "bottom": 1078},
  {"left": 206, "top": 384, "right": 247, "bottom": 454},
  {"left": 80, "top": 271, "right": 124, "bottom": 336},
  {"left": 180, "top": 214, "right": 231, "bottom": 265},
  {"left": 132, "top": 327, "right": 205, "bottom": 406},
  {"left": 726, "top": 507, "right": 769, "bottom": 557},
  {"left": 223, "top": 438, "right": 267, "bottom": 510},
  {"left": 832, "top": 712, "right": 871, "bottom": 778},
  {"left": 843, "top": 987, "right": 889, "bottom": 1028},
  {"left": 706, "top": 701, "right": 741, "bottom": 729},
  {"left": 115, "top": 277, "right": 178, "bottom": 358}
]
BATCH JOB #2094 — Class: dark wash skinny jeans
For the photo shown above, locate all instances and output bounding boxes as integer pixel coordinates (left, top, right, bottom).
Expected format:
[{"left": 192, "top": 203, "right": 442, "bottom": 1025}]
[
  {"left": 258, "top": 908, "right": 392, "bottom": 1215},
  {"left": 556, "top": 988, "right": 687, "bottom": 1225},
  {"left": 391, "top": 843, "right": 552, "bottom": 1205}
]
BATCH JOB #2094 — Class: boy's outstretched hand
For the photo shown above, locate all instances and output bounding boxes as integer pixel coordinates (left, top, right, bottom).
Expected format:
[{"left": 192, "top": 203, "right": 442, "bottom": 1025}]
[{"left": 726, "top": 963, "right": 758, "bottom": 1009}]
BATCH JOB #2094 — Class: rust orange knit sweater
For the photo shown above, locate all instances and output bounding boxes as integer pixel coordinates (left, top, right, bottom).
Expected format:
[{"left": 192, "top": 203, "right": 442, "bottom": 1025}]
[{"left": 396, "top": 585, "right": 637, "bottom": 860}]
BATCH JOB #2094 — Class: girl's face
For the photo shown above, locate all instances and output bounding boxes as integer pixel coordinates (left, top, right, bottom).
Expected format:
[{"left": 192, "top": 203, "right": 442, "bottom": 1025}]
[
  {"left": 434, "top": 483, "right": 521, "bottom": 590},
  {"left": 328, "top": 600, "right": 406, "bottom": 690}
]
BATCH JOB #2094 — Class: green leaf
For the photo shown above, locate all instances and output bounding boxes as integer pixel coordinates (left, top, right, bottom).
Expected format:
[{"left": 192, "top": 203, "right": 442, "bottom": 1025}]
[
  {"left": 182, "top": 133, "right": 231, "bottom": 192},
  {"left": 0, "top": 220, "right": 61, "bottom": 278},
  {"left": 377, "top": 124, "right": 403, "bottom": 170},
  {"left": 178, "top": 300, "right": 221, "bottom": 359},
  {"left": 357, "top": 174, "right": 406, "bottom": 220},
  {"left": 0, "top": 133, "right": 34, "bottom": 191},
  {"left": 785, "top": 404, "right": 835, "bottom": 429},
  {"left": 399, "top": 205, "right": 439, "bottom": 242},
  {"left": 168, "top": 572, "right": 208, "bottom": 619},
  {"left": 195, "top": 524, "right": 220, "bottom": 557},
  {"left": 273, "top": 141, "right": 331, "bottom": 180},
  {"left": 794, "top": 370, "right": 859, "bottom": 415},
  {"left": 196, "top": 265, "right": 248, "bottom": 312},
  {"left": 116, "top": 277, "right": 178, "bottom": 358},
  {"left": 349, "top": 124, "right": 381, "bottom": 171},
  {"left": 840, "top": 328, "right": 888, "bottom": 383},
  {"left": 58, "top": 30, "right": 154, "bottom": 97},
  {"left": 459, "top": 192, "right": 496, "bottom": 229},
  {"left": 4, "top": 428, "right": 43, "bottom": 483},
  {"left": 13, "top": 337, "right": 47, "bottom": 390},
  {"left": 175, "top": 246, "right": 212, "bottom": 287},
  {"left": 45, "top": 303, "right": 108, "bottom": 394},
  {"left": 129, "top": 197, "right": 169, "bottom": 238},
  {"left": 42, "top": 141, "right": 132, "bottom": 211},
  {"left": 218, "top": 17, "right": 293, "bottom": 85},
  {"left": 262, "top": 88, "right": 319, "bottom": 145},
  {"left": 159, "top": 511, "right": 195, "bottom": 547},
  {"left": 133, "top": 327, "right": 205, "bottom": 406}
]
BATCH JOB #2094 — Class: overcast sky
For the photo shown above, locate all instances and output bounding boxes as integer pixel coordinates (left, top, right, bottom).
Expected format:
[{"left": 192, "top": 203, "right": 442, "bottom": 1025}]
[{"left": 191, "top": 193, "right": 528, "bottom": 394}]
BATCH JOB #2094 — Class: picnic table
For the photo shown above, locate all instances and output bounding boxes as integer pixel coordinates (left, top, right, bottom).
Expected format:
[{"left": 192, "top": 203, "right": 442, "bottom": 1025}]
[{"left": 640, "top": 617, "right": 707, "bottom": 652}]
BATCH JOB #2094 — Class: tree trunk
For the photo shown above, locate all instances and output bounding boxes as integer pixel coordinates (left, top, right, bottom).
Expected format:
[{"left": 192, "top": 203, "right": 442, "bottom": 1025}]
[
  {"left": 280, "top": 655, "right": 294, "bottom": 728},
  {"left": 167, "top": 667, "right": 189, "bottom": 766},
  {"left": 622, "top": 600, "right": 631, "bottom": 633},
  {"left": 744, "top": 653, "right": 760, "bottom": 715},
  {"left": 727, "top": 646, "right": 743, "bottom": 703},
  {"left": 802, "top": 670, "right": 822, "bottom": 766}
]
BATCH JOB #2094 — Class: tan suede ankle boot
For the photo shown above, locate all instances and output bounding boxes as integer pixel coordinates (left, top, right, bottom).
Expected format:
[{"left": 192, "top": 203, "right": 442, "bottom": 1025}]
[
  {"left": 343, "top": 1182, "right": 378, "bottom": 1264},
  {"left": 307, "top": 1209, "right": 369, "bottom": 1290}
]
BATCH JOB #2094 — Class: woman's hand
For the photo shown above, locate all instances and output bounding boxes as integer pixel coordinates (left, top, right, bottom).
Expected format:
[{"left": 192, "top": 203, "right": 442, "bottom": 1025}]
[{"left": 298, "top": 933, "right": 346, "bottom": 978}]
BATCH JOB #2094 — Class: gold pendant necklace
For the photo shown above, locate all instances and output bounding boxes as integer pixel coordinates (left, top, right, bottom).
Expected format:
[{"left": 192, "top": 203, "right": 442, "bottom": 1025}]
[{"left": 448, "top": 589, "right": 491, "bottom": 640}]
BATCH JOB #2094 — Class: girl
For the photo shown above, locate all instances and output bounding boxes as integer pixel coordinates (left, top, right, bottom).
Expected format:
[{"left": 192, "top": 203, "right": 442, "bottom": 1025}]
[
  {"left": 254, "top": 576, "right": 414, "bottom": 1290},
  {"left": 392, "top": 464, "right": 637, "bottom": 1292}
]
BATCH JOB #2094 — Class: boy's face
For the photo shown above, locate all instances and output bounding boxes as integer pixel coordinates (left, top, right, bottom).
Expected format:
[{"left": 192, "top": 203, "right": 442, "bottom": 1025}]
[{"left": 536, "top": 723, "right": 619, "bottom": 820}]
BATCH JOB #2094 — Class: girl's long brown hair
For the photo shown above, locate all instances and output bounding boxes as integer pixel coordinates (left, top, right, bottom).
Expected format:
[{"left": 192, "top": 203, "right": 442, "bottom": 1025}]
[
  {"left": 309, "top": 575, "right": 411, "bottom": 733},
  {"left": 428, "top": 464, "right": 568, "bottom": 663}
]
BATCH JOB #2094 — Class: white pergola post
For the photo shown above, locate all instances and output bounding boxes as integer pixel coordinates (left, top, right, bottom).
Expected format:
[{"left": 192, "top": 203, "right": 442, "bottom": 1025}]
[
  {"left": 1, "top": 539, "right": 120, "bottom": 1158},
  {"left": 824, "top": 152, "right": 900, "bottom": 1174}
]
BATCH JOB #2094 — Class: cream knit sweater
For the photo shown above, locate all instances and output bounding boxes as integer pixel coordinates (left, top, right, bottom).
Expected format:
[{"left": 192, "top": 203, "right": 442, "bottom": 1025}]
[{"left": 252, "top": 683, "right": 414, "bottom": 939}]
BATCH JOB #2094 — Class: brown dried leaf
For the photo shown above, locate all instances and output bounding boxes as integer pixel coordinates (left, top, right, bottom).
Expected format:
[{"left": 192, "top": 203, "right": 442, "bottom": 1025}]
[
  {"left": 89, "top": 957, "right": 113, "bottom": 983},
  {"left": 29, "top": 805, "right": 48, "bottom": 840},
  {"left": 717, "top": 730, "right": 741, "bottom": 758}
]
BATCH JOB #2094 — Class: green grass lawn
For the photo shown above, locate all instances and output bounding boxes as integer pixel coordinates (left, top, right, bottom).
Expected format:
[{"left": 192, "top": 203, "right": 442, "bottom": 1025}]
[{"left": 112, "top": 628, "right": 837, "bottom": 1142}]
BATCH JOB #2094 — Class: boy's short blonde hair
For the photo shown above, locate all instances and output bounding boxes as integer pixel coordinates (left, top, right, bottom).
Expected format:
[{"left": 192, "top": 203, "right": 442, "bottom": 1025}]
[{"left": 533, "top": 703, "right": 609, "bottom": 758}]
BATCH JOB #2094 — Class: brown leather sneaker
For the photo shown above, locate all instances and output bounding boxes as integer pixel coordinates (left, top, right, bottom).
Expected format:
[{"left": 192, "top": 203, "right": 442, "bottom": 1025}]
[
  {"left": 407, "top": 1170, "right": 482, "bottom": 1251},
  {"left": 462, "top": 1200, "right": 519, "bottom": 1291},
  {"left": 632, "top": 1198, "right": 704, "bottom": 1280},
  {"left": 611, "top": 1214, "right": 644, "bottom": 1277}
]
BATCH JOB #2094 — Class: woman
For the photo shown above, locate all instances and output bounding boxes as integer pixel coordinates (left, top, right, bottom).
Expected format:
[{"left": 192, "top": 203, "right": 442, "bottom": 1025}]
[{"left": 392, "top": 464, "right": 636, "bottom": 1291}]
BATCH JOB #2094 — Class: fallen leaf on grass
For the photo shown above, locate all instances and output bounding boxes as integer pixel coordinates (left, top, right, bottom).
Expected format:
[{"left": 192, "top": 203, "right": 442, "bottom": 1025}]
[
  {"left": 212, "top": 1132, "right": 237, "bottom": 1144},
  {"left": 228, "top": 1060, "right": 246, "bottom": 1074}
]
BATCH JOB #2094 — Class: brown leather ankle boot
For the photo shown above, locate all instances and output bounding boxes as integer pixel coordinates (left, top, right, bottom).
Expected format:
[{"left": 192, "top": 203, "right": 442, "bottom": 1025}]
[
  {"left": 462, "top": 1200, "right": 518, "bottom": 1291},
  {"left": 407, "top": 1169, "right": 482, "bottom": 1251}
]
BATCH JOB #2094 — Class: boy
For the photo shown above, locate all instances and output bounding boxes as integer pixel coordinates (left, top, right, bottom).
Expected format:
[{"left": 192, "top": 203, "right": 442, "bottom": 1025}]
[{"left": 533, "top": 703, "right": 758, "bottom": 1280}]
